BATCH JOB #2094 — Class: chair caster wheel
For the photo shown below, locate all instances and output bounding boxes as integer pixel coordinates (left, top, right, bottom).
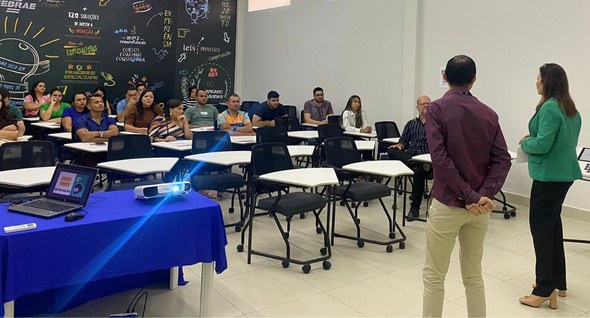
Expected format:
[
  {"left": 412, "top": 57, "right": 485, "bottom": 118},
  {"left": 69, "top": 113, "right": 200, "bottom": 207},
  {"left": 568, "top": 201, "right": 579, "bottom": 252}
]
[
  {"left": 300, "top": 213, "right": 305, "bottom": 219},
  {"left": 392, "top": 204, "right": 397, "bottom": 210},
  {"left": 397, "top": 191, "right": 403, "bottom": 195},
  {"left": 510, "top": 211, "right": 516, "bottom": 217},
  {"left": 302, "top": 264, "right": 311, "bottom": 274},
  {"left": 351, "top": 202, "right": 357, "bottom": 208},
  {"left": 284, "top": 232, "right": 289, "bottom": 239},
  {"left": 389, "top": 232, "right": 396, "bottom": 239},
  {"left": 354, "top": 218, "right": 361, "bottom": 225},
  {"left": 234, "top": 225, "right": 241, "bottom": 232},
  {"left": 236, "top": 244, "right": 244, "bottom": 252},
  {"left": 363, "top": 201, "right": 369, "bottom": 207},
  {"left": 357, "top": 240, "right": 365, "bottom": 248},
  {"left": 399, "top": 241, "right": 406, "bottom": 249},
  {"left": 339, "top": 200, "right": 346, "bottom": 206},
  {"left": 316, "top": 226, "right": 322, "bottom": 234},
  {"left": 229, "top": 207, "right": 235, "bottom": 213},
  {"left": 282, "top": 260, "right": 289, "bottom": 268},
  {"left": 386, "top": 245, "right": 393, "bottom": 253},
  {"left": 504, "top": 213, "right": 510, "bottom": 220},
  {"left": 322, "top": 260, "right": 331, "bottom": 270},
  {"left": 320, "top": 247, "right": 327, "bottom": 255},
  {"left": 423, "top": 194, "right": 429, "bottom": 199}
]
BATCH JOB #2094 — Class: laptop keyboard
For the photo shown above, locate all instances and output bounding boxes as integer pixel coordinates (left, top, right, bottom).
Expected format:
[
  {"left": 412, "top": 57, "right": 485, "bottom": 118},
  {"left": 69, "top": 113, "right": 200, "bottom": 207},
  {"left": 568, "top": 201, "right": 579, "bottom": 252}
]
[{"left": 23, "top": 200, "right": 76, "bottom": 213}]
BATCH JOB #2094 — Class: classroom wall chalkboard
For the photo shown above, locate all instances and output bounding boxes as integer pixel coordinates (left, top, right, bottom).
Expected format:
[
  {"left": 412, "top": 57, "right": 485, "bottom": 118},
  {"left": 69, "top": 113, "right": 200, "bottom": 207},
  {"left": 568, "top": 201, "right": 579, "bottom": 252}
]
[{"left": 0, "top": 0, "right": 236, "bottom": 109}]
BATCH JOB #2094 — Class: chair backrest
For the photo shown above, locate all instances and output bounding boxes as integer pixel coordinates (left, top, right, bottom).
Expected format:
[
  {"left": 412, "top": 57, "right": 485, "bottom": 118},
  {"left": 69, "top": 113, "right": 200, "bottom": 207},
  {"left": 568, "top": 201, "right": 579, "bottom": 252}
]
[
  {"left": 374, "top": 121, "right": 401, "bottom": 140},
  {"left": 251, "top": 142, "right": 293, "bottom": 177},
  {"left": 300, "top": 109, "right": 306, "bottom": 125},
  {"left": 0, "top": 141, "right": 55, "bottom": 171},
  {"left": 324, "top": 136, "right": 361, "bottom": 168},
  {"left": 242, "top": 101, "right": 260, "bottom": 119},
  {"left": 317, "top": 123, "right": 344, "bottom": 143},
  {"left": 256, "top": 126, "right": 288, "bottom": 144},
  {"left": 275, "top": 116, "right": 301, "bottom": 131},
  {"left": 214, "top": 103, "right": 227, "bottom": 114},
  {"left": 107, "top": 135, "right": 153, "bottom": 161},
  {"left": 191, "top": 130, "right": 232, "bottom": 154},
  {"left": 283, "top": 105, "right": 297, "bottom": 118},
  {"left": 327, "top": 115, "right": 341, "bottom": 125}
]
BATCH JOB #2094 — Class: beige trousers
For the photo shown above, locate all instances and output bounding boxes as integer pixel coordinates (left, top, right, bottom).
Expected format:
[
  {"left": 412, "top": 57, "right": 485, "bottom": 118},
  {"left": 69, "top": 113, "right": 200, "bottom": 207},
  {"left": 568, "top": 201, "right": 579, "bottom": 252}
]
[{"left": 422, "top": 199, "right": 490, "bottom": 317}]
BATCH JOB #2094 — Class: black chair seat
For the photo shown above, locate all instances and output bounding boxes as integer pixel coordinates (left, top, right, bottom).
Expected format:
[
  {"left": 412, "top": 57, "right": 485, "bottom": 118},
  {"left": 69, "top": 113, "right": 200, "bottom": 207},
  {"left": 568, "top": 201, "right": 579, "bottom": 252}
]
[
  {"left": 258, "top": 192, "right": 326, "bottom": 217},
  {"left": 336, "top": 182, "right": 391, "bottom": 202},
  {"left": 191, "top": 173, "right": 244, "bottom": 191}
]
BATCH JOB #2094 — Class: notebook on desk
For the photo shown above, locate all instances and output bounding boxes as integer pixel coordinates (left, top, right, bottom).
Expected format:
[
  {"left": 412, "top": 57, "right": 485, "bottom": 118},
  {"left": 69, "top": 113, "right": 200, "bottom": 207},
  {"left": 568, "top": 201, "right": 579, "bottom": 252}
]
[
  {"left": 8, "top": 163, "right": 98, "bottom": 218},
  {"left": 578, "top": 147, "right": 590, "bottom": 162}
]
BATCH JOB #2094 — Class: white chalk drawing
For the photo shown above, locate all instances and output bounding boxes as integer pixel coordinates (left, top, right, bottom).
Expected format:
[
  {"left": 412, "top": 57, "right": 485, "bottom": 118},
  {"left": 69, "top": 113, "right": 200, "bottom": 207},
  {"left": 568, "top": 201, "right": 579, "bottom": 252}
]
[
  {"left": 0, "top": 38, "right": 50, "bottom": 102},
  {"left": 185, "top": 0, "right": 209, "bottom": 25}
]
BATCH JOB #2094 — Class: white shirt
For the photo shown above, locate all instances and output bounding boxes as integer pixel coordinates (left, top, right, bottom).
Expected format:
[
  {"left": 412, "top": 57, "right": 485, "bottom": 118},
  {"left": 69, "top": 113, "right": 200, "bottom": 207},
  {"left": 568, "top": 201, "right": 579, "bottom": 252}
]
[{"left": 341, "top": 110, "right": 369, "bottom": 132}]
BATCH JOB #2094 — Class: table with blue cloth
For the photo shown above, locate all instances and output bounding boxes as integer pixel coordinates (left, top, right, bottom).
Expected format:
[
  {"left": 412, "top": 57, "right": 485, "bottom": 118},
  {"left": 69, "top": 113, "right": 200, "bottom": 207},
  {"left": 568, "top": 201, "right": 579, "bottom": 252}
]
[{"left": 0, "top": 190, "right": 227, "bottom": 316}]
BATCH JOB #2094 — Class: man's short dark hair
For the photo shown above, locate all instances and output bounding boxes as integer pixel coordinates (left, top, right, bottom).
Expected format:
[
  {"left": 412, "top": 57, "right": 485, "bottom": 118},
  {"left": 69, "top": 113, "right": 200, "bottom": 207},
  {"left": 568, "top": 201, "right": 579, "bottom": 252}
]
[
  {"left": 313, "top": 87, "right": 323, "bottom": 95},
  {"left": 267, "top": 91, "right": 279, "bottom": 99},
  {"left": 126, "top": 86, "right": 138, "bottom": 93},
  {"left": 445, "top": 55, "right": 476, "bottom": 87},
  {"left": 0, "top": 87, "right": 9, "bottom": 99}
]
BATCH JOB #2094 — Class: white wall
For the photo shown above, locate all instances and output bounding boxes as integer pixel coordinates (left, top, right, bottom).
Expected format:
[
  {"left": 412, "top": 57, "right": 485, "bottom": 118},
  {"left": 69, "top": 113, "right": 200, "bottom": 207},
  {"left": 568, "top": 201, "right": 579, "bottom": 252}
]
[
  {"left": 237, "top": 0, "right": 410, "bottom": 125},
  {"left": 416, "top": 0, "right": 590, "bottom": 211}
]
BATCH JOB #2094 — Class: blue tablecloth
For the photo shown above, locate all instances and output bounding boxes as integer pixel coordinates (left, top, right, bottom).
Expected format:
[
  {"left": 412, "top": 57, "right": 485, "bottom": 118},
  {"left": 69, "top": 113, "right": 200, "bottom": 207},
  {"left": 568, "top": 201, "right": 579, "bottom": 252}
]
[{"left": 0, "top": 190, "right": 227, "bottom": 316}]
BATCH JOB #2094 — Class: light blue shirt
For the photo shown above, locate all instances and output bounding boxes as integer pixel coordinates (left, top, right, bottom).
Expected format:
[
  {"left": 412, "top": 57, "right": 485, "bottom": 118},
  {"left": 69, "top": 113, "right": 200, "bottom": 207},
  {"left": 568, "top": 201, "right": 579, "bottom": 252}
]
[{"left": 116, "top": 99, "right": 128, "bottom": 114}]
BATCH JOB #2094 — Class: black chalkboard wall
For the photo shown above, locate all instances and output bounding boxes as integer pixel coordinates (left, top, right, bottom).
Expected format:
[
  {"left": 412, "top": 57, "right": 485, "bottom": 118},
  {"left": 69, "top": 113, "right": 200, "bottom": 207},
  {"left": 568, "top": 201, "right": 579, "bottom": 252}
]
[{"left": 0, "top": 0, "right": 237, "bottom": 108}]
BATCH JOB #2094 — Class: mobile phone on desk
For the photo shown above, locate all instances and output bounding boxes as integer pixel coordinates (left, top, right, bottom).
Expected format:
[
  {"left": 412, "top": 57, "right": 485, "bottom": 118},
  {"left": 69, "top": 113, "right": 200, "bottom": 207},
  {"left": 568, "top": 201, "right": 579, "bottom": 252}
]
[{"left": 94, "top": 142, "right": 106, "bottom": 145}]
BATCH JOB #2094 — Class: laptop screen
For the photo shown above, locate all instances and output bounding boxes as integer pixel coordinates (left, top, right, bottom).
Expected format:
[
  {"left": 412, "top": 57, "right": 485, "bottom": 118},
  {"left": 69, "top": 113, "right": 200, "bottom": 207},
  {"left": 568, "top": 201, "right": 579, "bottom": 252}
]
[
  {"left": 46, "top": 163, "right": 98, "bottom": 205},
  {"left": 579, "top": 147, "right": 590, "bottom": 163}
]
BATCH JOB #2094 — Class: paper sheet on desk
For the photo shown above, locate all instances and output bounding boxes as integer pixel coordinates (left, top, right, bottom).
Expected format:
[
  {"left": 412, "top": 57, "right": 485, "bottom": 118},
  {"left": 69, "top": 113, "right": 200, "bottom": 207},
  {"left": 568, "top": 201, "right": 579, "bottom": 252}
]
[{"left": 516, "top": 146, "right": 528, "bottom": 163}]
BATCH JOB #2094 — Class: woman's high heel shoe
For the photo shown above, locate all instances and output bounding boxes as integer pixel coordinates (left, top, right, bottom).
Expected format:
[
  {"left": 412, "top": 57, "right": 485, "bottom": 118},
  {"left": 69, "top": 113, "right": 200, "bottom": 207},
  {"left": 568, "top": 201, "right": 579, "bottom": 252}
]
[
  {"left": 532, "top": 284, "right": 566, "bottom": 297},
  {"left": 519, "top": 290, "right": 557, "bottom": 309}
]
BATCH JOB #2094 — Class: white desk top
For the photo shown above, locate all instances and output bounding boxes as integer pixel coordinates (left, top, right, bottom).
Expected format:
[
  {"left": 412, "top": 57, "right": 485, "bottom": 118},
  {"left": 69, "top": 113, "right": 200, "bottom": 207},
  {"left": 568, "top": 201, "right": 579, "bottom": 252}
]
[
  {"left": 48, "top": 132, "right": 72, "bottom": 140},
  {"left": 120, "top": 131, "right": 140, "bottom": 135},
  {"left": 0, "top": 166, "right": 55, "bottom": 187},
  {"left": 230, "top": 135, "right": 256, "bottom": 144},
  {"left": 287, "top": 145, "right": 315, "bottom": 157},
  {"left": 508, "top": 150, "right": 517, "bottom": 160},
  {"left": 382, "top": 137, "right": 400, "bottom": 144},
  {"left": 287, "top": 130, "right": 318, "bottom": 140},
  {"left": 355, "top": 140, "right": 375, "bottom": 151},
  {"left": 259, "top": 168, "right": 338, "bottom": 188},
  {"left": 185, "top": 151, "right": 251, "bottom": 165},
  {"left": 108, "top": 115, "right": 117, "bottom": 119},
  {"left": 301, "top": 123, "right": 318, "bottom": 128},
  {"left": 116, "top": 122, "right": 125, "bottom": 127},
  {"left": 22, "top": 117, "right": 40, "bottom": 122},
  {"left": 64, "top": 142, "right": 108, "bottom": 153},
  {"left": 97, "top": 157, "right": 178, "bottom": 174},
  {"left": 190, "top": 126, "right": 215, "bottom": 132},
  {"left": 31, "top": 122, "right": 61, "bottom": 129},
  {"left": 151, "top": 139, "right": 192, "bottom": 152},
  {"left": 412, "top": 153, "right": 431, "bottom": 163},
  {"left": 343, "top": 160, "right": 414, "bottom": 177},
  {"left": 344, "top": 131, "right": 377, "bottom": 139},
  {"left": 580, "top": 161, "right": 590, "bottom": 181},
  {"left": 17, "top": 135, "right": 32, "bottom": 141}
]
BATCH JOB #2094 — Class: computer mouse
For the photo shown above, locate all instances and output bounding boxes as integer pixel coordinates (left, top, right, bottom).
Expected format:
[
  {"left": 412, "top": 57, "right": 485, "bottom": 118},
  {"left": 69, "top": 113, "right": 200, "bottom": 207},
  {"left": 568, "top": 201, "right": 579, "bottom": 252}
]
[{"left": 65, "top": 212, "right": 85, "bottom": 222}]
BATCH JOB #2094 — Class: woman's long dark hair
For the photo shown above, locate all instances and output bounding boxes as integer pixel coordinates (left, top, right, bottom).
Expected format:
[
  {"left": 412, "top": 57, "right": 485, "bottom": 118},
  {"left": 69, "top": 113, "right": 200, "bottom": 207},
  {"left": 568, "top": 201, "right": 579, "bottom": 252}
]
[
  {"left": 29, "top": 80, "right": 46, "bottom": 103},
  {"left": 70, "top": 91, "right": 89, "bottom": 114},
  {"left": 0, "top": 92, "right": 16, "bottom": 125},
  {"left": 537, "top": 63, "right": 577, "bottom": 117},
  {"left": 164, "top": 99, "right": 183, "bottom": 120},
  {"left": 341, "top": 95, "right": 363, "bottom": 128},
  {"left": 135, "top": 89, "right": 156, "bottom": 118}
]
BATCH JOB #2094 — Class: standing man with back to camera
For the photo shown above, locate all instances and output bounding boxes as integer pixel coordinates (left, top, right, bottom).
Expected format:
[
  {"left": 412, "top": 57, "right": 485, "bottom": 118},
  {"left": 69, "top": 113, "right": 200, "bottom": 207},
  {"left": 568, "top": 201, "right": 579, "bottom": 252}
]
[{"left": 422, "top": 55, "right": 512, "bottom": 317}]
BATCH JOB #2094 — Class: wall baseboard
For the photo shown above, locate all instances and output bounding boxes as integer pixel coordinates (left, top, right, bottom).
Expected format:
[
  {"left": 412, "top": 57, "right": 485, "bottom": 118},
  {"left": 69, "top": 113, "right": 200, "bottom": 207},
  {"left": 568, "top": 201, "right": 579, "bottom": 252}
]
[{"left": 503, "top": 191, "right": 590, "bottom": 221}]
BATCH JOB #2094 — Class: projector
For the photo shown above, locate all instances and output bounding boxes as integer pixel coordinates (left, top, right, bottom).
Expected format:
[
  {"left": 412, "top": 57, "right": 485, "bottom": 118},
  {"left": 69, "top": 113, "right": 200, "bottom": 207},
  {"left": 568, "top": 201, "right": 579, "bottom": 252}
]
[{"left": 134, "top": 182, "right": 192, "bottom": 199}]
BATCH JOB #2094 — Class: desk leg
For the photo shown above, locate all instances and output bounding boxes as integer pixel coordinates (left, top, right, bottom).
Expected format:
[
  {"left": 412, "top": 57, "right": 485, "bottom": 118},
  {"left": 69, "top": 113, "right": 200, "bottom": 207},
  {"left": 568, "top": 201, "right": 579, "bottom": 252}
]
[
  {"left": 4, "top": 300, "right": 14, "bottom": 317},
  {"left": 200, "top": 262, "right": 214, "bottom": 318},
  {"left": 169, "top": 266, "right": 179, "bottom": 290}
]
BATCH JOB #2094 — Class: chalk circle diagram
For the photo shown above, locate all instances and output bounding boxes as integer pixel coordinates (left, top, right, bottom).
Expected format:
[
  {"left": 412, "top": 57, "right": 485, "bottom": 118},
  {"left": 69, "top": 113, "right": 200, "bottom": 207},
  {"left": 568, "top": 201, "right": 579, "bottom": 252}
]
[
  {"left": 185, "top": 0, "right": 210, "bottom": 25},
  {"left": 180, "top": 62, "right": 232, "bottom": 102}
]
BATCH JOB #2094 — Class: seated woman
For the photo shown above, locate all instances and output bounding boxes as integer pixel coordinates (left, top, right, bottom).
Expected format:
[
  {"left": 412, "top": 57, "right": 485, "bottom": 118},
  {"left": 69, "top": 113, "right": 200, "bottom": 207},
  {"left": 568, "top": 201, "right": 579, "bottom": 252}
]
[
  {"left": 61, "top": 92, "right": 88, "bottom": 132},
  {"left": 124, "top": 89, "right": 163, "bottom": 134},
  {"left": 0, "top": 90, "right": 19, "bottom": 142},
  {"left": 148, "top": 99, "right": 193, "bottom": 142},
  {"left": 23, "top": 80, "right": 50, "bottom": 117},
  {"left": 39, "top": 88, "right": 70, "bottom": 123},
  {"left": 341, "top": 95, "right": 372, "bottom": 133},
  {"left": 94, "top": 86, "right": 115, "bottom": 116}
]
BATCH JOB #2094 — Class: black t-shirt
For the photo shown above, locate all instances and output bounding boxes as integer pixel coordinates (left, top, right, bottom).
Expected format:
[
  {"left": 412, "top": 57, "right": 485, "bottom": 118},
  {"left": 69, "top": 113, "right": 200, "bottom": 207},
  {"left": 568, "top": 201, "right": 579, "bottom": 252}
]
[{"left": 255, "top": 102, "right": 286, "bottom": 121}]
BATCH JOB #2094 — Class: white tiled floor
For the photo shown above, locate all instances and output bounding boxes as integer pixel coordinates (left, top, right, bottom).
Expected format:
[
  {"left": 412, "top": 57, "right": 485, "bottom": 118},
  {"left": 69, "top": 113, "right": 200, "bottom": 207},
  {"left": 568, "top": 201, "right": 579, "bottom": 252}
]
[{"left": 58, "top": 191, "right": 590, "bottom": 317}]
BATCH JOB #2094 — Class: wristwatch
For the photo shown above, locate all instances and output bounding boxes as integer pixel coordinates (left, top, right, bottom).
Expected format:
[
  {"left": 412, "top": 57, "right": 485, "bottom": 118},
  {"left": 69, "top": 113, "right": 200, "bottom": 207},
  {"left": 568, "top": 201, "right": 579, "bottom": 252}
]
[
  {"left": 99, "top": 131, "right": 104, "bottom": 138},
  {"left": 232, "top": 125, "right": 237, "bottom": 131}
]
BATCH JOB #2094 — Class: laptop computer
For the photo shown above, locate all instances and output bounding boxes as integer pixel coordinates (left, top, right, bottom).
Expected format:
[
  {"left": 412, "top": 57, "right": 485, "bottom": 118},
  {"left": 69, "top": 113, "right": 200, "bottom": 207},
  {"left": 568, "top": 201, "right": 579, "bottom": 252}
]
[{"left": 8, "top": 163, "right": 98, "bottom": 218}]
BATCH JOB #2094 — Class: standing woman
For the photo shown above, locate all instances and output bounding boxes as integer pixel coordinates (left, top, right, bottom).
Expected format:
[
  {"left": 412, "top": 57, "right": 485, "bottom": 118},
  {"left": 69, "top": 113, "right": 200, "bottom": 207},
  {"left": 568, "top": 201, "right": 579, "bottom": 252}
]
[
  {"left": 519, "top": 63, "right": 582, "bottom": 309},
  {"left": 23, "top": 80, "right": 50, "bottom": 117},
  {"left": 340, "top": 95, "right": 372, "bottom": 133},
  {"left": 124, "top": 89, "right": 163, "bottom": 134},
  {"left": 148, "top": 99, "right": 192, "bottom": 142},
  {"left": 94, "top": 86, "right": 115, "bottom": 116}
]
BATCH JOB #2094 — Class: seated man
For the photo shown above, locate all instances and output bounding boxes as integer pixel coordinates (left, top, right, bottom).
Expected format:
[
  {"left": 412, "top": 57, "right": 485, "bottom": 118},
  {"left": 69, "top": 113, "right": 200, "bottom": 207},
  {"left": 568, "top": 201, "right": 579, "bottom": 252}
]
[
  {"left": 0, "top": 87, "right": 25, "bottom": 138},
  {"left": 116, "top": 86, "right": 139, "bottom": 122},
  {"left": 217, "top": 94, "right": 253, "bottom": 134},
  {"left": 184, "top": 88, "right": 218, "bottom": 128},
  {"left": 75, "top": 94, "right": 119, "bottom": 142},
  {"left": 387, "top": 95, "right": 431, "bottom": 220},
  {"left": 252, "top": 91, "right": 286, "bottom": 127},
  {"left": 303, "top": 87, "right": 334, "bottom": 125}
]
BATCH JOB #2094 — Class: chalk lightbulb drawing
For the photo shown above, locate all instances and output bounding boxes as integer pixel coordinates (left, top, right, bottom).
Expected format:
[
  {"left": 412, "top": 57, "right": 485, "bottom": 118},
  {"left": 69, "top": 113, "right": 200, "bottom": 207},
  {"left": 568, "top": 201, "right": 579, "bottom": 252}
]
[{"left": 0, "top": 16, "right": 60, "bottom": 103}]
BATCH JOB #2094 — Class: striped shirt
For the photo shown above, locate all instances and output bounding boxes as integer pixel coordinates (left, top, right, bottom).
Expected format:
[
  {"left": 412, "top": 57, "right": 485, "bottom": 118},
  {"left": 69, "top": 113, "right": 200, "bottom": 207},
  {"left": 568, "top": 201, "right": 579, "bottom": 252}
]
[
  {"left": 183, "top": 97, "right": 198, "bottom": 109},
  {"left": 399, "top": 117, "right": 428, "bottom": 156},
  {"left": 148, "top": 116, "right": 185, "bottom": 142}
]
